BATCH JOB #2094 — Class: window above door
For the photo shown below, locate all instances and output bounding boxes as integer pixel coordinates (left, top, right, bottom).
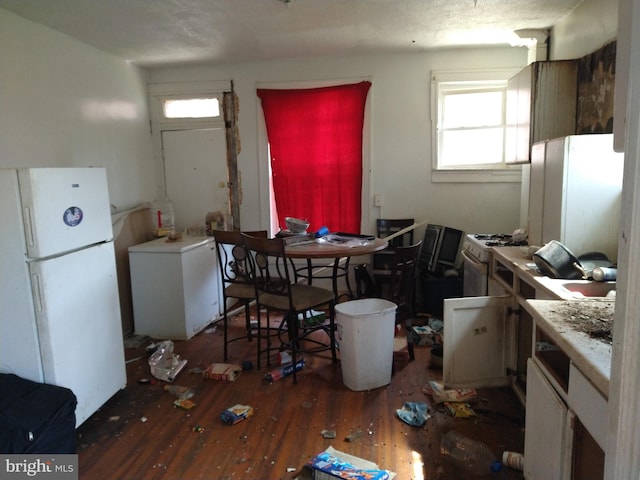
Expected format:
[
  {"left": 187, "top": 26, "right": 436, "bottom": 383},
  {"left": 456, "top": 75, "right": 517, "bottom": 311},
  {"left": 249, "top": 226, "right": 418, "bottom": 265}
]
[
  {"left": 148, "top": 81, "right": 229, "bottom": 129},
  {"left": 162, "top": 97, "right": 220, "bottom": 119}
]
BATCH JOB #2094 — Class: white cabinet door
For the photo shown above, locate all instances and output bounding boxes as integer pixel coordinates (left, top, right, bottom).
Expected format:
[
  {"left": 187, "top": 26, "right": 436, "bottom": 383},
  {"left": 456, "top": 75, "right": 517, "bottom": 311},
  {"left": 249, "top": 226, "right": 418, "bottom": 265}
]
[
  {"left": 443, "top": 295, "right": 512, "bottom": 388},
  {"left": 525, "top": 359, "right": 569, "bottom": 480}
]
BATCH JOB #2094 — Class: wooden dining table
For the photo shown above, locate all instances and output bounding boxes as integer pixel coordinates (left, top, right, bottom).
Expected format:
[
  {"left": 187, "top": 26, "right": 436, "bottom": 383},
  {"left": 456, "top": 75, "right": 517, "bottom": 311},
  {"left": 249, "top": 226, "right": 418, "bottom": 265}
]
[{"left": 284, "top": 237, "right": 388, "bottom": 301}]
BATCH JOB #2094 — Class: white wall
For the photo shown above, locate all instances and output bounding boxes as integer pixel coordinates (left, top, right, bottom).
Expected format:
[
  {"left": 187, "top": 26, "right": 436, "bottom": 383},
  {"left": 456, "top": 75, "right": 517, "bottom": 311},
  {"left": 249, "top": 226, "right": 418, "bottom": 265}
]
[
  {"left": 0, "top": 9, "right": 155, "bottom": 211},
  {"left": 0, "top": 1, "right": 620, "bottom": 236},
  {"left": 149, "top": 47, "right": 528, "bottom": 236}
]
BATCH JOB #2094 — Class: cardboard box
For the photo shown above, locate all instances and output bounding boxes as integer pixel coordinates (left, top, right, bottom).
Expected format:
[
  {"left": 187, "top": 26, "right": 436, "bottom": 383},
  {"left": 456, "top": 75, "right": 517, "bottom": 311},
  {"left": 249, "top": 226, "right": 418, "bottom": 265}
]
[
  {"left": 203, "top": 363, "right": 242, "bottom": 381},
  {"left": 220, "top": 404, "right": 253, "bottom": 425},
  {"left": 411, "top": 325, "right": 436, "bottom": 346}
]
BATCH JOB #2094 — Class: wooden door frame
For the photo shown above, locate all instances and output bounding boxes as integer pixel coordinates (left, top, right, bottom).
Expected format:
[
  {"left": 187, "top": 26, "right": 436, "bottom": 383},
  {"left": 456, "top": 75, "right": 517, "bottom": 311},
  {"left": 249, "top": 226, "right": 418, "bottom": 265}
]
[{"left": 148, "top": 81, "right": 240, "bottom": 229}]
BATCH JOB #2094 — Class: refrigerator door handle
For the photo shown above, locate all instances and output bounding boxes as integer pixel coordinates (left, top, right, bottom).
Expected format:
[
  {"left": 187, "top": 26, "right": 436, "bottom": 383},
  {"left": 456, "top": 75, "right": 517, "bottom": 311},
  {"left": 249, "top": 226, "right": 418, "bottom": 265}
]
[
  {"left": 23, "top": 206, "right": 35, "bottom": 247},
  {"left": 31, "top": 273, "right": 44, "bottom": 313}
]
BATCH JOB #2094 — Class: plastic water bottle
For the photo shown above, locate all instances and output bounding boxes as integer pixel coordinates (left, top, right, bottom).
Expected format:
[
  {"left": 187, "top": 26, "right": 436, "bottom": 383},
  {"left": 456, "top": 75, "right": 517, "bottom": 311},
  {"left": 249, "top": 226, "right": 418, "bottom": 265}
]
[
  {"left": 315, "top": 226, "right": 329, "bottom": 237},
  {"left": 150, "top": 197, "right": 175, "bottom": 237},
  {"left": 440, "top": 430, "right": 502, "bottom": 476}
]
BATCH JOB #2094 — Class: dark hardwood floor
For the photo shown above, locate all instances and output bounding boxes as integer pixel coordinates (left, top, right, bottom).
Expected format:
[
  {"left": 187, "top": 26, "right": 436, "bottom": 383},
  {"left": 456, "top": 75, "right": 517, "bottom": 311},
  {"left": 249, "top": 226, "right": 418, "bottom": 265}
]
[{"left": 77, "top": 310, "right": 525, "bottom": 480}]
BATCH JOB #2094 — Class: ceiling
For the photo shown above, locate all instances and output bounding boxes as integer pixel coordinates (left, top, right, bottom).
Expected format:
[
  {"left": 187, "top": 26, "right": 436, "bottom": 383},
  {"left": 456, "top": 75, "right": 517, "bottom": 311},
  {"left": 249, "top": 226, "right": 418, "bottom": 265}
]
[{"left": 0, "top": 0, "right": 584, "bottom": 68}]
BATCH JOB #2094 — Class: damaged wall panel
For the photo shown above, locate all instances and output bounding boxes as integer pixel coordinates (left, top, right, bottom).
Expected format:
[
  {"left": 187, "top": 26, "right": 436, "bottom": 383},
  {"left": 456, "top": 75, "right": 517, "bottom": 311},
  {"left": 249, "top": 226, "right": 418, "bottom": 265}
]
[{"left": 577, "top": 41, "right": 617, "bottom": 134}]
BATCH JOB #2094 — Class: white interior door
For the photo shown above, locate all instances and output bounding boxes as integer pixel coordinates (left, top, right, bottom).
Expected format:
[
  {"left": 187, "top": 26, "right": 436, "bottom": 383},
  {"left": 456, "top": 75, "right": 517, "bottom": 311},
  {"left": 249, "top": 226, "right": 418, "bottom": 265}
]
[{"left": 162, "top": 128, "right": 229, "bottom": 232}]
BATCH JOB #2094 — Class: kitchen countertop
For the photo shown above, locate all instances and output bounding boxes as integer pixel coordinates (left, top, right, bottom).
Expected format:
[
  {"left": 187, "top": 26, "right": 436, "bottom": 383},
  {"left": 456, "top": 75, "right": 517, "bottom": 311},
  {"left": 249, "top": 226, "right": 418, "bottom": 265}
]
[
  {"left": 493, "top": 247, "right": 615, "bottom": 300},
  {"left": 491, "top": 246, "right": 546, "bottom": 282},
  {"left": 525, "top": 299, "right": 613, "bottom": 398},
  {"left": 491, "top": 246, "right": 537, "bottom": 272},
  {"left": 491, "top": 246, "right": 572, "bottom": 299},
  {"left": 490, "top": 246, "right": 613, "bottom": 398}
]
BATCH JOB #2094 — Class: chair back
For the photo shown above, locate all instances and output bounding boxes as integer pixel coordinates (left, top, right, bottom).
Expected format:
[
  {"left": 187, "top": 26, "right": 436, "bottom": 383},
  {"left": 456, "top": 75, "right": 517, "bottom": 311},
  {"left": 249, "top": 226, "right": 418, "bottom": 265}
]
[
  {"left": 387, "top": 241, "right": 422, "bottom": 319},
  {"left": 242, "top": 234, "right": 293, "bottom": 306},
  {"left": 212, "top": 230, "right": 267, "bottom": 288},
  {"left": 376, "top": 218, "right": 414, "bottom": 248}
]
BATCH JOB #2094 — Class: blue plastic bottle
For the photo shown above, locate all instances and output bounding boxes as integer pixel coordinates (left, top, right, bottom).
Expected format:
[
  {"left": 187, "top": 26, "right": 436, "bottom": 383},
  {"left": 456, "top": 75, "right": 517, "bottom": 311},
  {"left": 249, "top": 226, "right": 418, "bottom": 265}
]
[{"left": 315, "top": 226, "right": 329, "bottom": 237}]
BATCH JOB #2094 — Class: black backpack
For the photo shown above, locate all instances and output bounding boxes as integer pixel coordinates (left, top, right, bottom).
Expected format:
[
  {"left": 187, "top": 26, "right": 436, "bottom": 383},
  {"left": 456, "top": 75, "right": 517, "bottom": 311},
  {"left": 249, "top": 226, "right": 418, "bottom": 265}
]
[{"left": 0, "top": 374, "right": 77, "bottom": 454}]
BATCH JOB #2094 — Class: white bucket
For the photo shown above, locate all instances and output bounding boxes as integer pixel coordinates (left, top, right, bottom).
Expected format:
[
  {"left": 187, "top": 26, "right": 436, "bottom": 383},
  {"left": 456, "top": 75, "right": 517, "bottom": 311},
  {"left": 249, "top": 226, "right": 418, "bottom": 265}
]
[{"left": 335, "top": 298, "right": 397, "bottom": 391}]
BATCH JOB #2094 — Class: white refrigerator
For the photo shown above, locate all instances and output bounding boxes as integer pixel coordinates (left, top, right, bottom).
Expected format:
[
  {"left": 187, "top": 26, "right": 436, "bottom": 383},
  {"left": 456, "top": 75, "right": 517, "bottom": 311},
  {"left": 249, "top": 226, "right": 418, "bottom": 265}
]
[
  {"left": 528, "top": 133, "right": 624, "bottom": 261},
  {"left": 0, "top": 167, "right": 126, "bottom": 427}
]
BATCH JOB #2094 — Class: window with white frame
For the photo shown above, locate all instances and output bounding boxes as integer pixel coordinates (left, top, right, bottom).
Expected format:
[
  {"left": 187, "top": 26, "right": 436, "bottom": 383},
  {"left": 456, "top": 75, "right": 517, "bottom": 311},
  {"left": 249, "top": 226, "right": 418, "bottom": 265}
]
[
  {"left": 148, "top": 81, "right": 229, "bottom": 129},
  {"left": 431, "top": 69, "right": 521, "bottom": 182},
  {"left": 162, "top": 97, "right": 220, "bottom": 119}
]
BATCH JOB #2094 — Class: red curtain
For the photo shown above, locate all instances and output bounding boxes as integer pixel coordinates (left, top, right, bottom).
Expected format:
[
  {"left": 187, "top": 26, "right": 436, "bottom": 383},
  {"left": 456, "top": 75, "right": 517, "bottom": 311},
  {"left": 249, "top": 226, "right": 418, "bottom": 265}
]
[{"left": 257, "top": 81, "right": 371, "bottom": 233}]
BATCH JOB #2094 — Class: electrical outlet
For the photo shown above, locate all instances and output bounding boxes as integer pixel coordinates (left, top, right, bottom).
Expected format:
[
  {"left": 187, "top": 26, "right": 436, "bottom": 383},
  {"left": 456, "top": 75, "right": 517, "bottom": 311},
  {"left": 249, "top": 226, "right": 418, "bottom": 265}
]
[{"left": 374, "top": 194, "right": 383, "bottom": 207}]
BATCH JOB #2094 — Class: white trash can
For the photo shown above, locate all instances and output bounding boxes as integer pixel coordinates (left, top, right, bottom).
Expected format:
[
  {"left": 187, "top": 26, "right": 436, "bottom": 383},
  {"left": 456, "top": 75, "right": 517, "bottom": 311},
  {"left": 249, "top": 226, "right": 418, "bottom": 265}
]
[{"left": 335, "top": 298, "right": 397, "bottom": 391}]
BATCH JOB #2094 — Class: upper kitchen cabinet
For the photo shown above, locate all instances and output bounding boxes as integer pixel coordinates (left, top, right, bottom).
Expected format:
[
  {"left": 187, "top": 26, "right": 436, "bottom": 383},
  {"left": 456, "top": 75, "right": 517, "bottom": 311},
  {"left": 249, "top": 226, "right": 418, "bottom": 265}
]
[{"left": 506, "top": 61, "right": 578, "bottom": 164}]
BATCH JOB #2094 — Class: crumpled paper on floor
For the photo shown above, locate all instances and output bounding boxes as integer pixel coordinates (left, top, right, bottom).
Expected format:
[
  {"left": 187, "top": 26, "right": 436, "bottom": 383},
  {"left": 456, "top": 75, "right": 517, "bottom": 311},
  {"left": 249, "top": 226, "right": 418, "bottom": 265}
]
[
  {"left": 423, "top": 380, "right": 477, "bottom": 404},
  {"left": 396, "top": 401, "right": 430, "bottom": 426}
]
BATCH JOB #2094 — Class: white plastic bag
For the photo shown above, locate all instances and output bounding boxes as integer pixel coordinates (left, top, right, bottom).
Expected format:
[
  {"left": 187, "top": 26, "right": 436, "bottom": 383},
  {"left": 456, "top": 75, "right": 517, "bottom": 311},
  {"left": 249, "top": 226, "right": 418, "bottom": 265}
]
[{"left": 148, "top": 340, "right": 187, "bottom": 382}]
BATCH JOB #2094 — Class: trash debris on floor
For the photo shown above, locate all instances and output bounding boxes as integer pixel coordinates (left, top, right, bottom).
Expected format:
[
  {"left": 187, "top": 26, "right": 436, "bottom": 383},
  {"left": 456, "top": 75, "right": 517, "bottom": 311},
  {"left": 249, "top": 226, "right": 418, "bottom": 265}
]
[
  {"left": 411, "top": 325, "right": 437, "bottom": 346},
  {"left": 82, "top": 309, "right": 526, "bottom": 480},
  {"left": 148, "top": 340, "right": 187, "bottom": 382},
  {"left": 444, "top": 402, "right": 475, "bottom": 418},
  {"left": 423, "top": 380, "right": 477, "bottom": 403},
  {"left": 440, "top": 430, "right": 503, "bottom": 476},
  {"left": 298, "top": 309, "right": 326, "bottom": 326},
  {"left": 302, "top": 446, "right": 396, "bottom": 480},
  {"left": 173, "top": 399, "right": 196, "bottom": 410},
  {"left": 202, "top": 362, "right": 242, "bottom": 381},
  {"left": 265, "top": 358, "right": 305, "bottom": 382},
  {"left": 163, "top": 385, "right": 195, "bottom": 400},
  {"left": 278, "top": 351, "right": 292, "bottom": 365},
  {"left": 344, "top": 430, "right": 362, "bottom": 442},
  {"left": 220, "top": 404, "right": 254, "bottom": 425},
  {"left": 242, "top": 360, "right": 254, "bottom": 370},
  {"left": 396, "top": 401, "right": 430, "bottom": 426},
  {"left": 502, "top": 451, "right": 525, "bottom": 471}
]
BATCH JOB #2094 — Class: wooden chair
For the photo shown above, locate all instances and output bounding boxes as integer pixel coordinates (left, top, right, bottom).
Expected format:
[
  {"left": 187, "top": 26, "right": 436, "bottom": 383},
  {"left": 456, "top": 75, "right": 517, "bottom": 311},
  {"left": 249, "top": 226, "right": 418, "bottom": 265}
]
[
  {"left": 242, "top": 234, "right": 337, "bottom": 383},
  {"left": 373, "top": 218, "right": 415, "bottom": 296},
  {"left": 385, "top": 240, "right": 422, "bottom": 361},
  {"left": 212, "top": 229, "right": 267, "bottom": 364}
]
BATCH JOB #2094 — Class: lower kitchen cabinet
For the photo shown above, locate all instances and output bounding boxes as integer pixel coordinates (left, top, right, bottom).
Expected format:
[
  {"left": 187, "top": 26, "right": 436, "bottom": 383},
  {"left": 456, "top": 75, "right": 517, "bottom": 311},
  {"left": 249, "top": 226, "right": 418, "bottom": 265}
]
[
  {"left": 443, "top": 247, "right": 543, "bottom": 395},
  {"left": 446, "top": 246, "right": 609, "bottom": 480},
  {"left": 443, "top": 295, "right": 514, "bottom": 389},
  {"left": 525, "top": 330, "right": 606, "bottom": 480},
  {"left": 524, "top": 358, "right": 572, "bottom": 479}
]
